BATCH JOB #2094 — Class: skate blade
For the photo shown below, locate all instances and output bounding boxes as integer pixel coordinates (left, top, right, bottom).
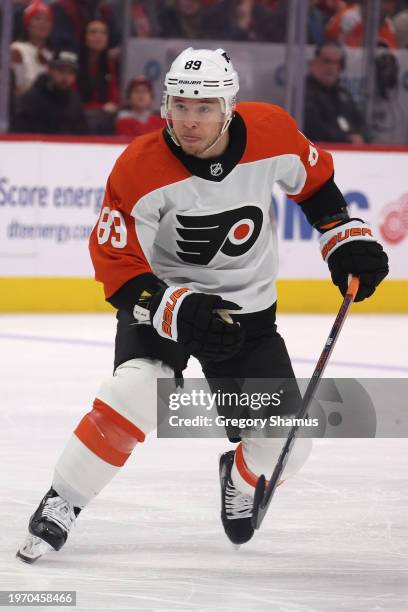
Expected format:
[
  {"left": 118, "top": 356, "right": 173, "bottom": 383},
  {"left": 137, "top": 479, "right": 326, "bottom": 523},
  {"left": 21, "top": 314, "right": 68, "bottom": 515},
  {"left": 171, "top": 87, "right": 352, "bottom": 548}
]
[
  {"left": 232, "top": 543, "right": 241, "bottom": 551},
  {"left": 16, "top": 534, "right": 53, "bottom": 564}
]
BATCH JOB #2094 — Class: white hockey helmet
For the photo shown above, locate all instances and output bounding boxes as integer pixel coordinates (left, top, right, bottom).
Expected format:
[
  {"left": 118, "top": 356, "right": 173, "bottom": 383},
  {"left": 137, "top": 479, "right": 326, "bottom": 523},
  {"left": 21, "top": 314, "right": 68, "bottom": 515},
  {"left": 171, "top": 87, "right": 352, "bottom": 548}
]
[{"left": 161, "top": 47, "right": 239, "bottom": 142}]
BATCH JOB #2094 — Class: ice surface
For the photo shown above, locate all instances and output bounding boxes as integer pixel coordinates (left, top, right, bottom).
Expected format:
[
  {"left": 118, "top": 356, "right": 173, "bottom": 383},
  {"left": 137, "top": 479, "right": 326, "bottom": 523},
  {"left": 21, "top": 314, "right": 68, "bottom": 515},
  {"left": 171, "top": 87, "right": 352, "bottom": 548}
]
[{"left": 0, "top": 314, "right": 407, "bottom": 611}]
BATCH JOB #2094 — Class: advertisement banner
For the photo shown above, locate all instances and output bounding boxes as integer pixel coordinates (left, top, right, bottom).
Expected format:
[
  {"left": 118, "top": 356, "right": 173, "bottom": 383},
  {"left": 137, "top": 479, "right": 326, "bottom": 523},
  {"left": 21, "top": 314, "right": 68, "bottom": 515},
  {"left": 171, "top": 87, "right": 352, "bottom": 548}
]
[
  {"left": 0, "top": 141, "right": 407, "bottom": 282},
  {"left": 0, "top": 141, "right": 120, "bottom": 277},
  {"left": 276, "top": 149, "right": 408, "bottom": 279}
]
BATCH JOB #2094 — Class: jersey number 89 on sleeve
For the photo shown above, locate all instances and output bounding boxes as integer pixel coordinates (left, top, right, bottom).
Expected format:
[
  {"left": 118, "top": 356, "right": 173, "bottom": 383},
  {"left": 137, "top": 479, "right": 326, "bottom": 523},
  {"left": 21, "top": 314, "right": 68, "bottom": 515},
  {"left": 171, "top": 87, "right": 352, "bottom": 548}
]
[{"left": 97, "top": 206, "right": 127, "bottom": 248}]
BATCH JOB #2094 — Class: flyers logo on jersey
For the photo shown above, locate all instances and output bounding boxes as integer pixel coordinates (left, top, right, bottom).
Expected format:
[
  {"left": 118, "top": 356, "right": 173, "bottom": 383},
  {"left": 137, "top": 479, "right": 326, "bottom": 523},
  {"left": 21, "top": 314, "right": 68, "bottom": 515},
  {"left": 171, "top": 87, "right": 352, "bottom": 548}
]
[{"left": 175, "top": 205, "right": 263, "bottom": 265}]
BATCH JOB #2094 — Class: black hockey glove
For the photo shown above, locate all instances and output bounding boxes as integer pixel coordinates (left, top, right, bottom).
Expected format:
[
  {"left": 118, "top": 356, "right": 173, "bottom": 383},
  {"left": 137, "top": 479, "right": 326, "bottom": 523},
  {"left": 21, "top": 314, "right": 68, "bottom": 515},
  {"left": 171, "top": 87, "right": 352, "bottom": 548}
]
[
  {"left": 320, "top": 219, "right": 389, "bottom": 302},
  {"left": 149, "top": 286, "right": 245, "bottom": 362}
]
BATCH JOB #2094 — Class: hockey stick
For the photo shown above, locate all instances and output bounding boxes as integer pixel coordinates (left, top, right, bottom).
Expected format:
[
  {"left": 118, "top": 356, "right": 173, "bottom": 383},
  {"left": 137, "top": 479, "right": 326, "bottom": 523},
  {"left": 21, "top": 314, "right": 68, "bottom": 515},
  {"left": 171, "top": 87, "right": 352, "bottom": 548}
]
[{"left": 251, "top": 275, "right": 360, "bottom": 530}]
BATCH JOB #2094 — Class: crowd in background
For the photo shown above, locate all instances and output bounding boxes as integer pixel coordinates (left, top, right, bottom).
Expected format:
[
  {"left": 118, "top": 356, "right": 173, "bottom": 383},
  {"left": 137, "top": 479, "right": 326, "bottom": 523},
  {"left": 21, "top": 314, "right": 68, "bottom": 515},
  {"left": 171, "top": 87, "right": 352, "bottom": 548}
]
[{"left": 3, "top": 0, "right": 408, "bottom": 142}]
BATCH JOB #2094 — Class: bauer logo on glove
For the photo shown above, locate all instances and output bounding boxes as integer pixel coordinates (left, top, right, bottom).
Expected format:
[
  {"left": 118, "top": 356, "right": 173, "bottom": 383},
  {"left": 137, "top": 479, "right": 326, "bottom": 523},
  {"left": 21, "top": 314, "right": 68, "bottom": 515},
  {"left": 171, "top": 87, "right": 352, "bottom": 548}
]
[
  {"left": 149, "top": 286, "right": 245, "bottom": 361},
  {"left": 319, "top": 218, "right": 389, "bottom": 302},
  {"left": 153, "top": 286, "right": 191, "bottom": 340},
  {"left": 320, "top": 221, "right": 374, "bottom": 261}
]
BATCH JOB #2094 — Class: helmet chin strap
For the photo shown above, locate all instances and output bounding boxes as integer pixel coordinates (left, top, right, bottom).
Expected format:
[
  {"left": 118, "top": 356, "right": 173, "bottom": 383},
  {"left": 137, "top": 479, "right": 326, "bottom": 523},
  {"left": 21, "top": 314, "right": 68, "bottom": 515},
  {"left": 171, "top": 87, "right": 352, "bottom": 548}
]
[{"left": 200, "top": 117, "right": 232, "bottom": 156}]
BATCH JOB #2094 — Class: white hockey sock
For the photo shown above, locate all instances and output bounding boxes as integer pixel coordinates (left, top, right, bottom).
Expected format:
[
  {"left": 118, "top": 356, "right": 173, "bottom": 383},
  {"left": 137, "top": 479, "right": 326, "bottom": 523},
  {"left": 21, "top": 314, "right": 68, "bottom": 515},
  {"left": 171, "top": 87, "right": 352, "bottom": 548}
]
[
  {"left": 53, "top": 434, "right": 121, "bottom": 508},
  {"left": 231, "top": 437, "right": 312, "bottom": 497}
]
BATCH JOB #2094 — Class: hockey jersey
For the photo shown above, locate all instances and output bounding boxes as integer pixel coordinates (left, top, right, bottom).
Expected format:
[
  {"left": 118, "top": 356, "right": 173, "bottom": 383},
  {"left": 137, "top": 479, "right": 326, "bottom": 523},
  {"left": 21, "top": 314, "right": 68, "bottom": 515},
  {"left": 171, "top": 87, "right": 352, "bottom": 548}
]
[{"left": 89, "top": 102, "right": 334, "bottom": 314}]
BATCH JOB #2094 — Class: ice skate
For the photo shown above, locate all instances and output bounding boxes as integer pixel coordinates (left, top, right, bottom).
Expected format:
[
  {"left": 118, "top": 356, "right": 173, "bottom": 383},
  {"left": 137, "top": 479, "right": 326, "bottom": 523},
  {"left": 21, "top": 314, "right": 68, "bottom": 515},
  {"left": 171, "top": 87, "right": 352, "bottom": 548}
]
[
  {"left": 219, "top": 451, "right": 255, "bottom": 546},
  {"left": 16, "top": 487, "right": 80, "bottom": 564}
]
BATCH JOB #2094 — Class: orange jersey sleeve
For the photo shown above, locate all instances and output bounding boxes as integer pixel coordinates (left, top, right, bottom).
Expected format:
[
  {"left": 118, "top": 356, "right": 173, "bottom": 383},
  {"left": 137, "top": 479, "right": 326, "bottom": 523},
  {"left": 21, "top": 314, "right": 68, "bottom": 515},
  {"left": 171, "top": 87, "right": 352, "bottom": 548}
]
[
  {"left": 237, "top": 102, "right": 334, "bottom": 202},
  {"left": 89, "top": 130, "right": 190, "bottom": 298}
]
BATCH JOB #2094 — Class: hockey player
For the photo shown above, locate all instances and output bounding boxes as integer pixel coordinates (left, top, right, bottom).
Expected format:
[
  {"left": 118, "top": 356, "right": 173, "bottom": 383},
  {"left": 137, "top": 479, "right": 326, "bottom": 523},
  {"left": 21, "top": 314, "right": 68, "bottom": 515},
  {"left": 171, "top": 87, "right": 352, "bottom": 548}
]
[{"left": 17, "top": 48, "right": 388, "bottom": 562}]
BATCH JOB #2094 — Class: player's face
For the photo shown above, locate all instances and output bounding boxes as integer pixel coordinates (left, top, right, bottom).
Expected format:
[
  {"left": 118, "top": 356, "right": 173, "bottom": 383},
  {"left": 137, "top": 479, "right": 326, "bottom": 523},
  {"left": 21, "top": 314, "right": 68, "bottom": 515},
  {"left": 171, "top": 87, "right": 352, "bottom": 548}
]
[{"left": 169, "top": 97, "right": 226, "bottom": 157}]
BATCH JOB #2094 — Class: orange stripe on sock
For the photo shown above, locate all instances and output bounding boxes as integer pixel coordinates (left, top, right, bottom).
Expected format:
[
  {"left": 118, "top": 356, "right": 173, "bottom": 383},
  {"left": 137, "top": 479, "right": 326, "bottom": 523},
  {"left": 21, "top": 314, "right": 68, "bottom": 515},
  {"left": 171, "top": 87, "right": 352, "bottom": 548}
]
[
  {"left": 74, "top": 398, "right": 145, "bottom": 467},
  {"left": 93, "top": 399, "right": 146, "bottom": 443},
  {"left": 235, "top": 443, "right": 284, "bottom": 489},
  {"left": 235, "top": 442, "right": 261, "bottom": 488}
]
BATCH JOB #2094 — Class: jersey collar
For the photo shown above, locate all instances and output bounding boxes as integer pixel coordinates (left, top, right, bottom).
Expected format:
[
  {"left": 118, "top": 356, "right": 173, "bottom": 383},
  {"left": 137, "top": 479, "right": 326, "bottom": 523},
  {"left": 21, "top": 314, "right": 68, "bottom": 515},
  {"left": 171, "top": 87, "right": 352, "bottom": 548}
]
[{"left": 163, "top": 112, "right": 247, "bottom": 182}]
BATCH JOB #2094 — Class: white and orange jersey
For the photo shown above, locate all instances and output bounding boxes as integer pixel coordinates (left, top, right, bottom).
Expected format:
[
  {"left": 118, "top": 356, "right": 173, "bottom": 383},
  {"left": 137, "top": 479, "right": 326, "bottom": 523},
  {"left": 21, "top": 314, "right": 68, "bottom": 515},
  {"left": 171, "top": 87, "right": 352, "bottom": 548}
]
[{"left": 89, "top": 102, "right": 334, "bottom": 314}]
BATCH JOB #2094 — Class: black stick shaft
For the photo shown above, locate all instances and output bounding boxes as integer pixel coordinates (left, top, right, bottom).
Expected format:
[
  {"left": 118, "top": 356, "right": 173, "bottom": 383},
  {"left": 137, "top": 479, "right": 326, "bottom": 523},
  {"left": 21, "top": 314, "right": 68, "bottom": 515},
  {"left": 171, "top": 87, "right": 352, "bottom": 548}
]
[{"left": 252, "top": 276, "right": 360, "bottom": 530}]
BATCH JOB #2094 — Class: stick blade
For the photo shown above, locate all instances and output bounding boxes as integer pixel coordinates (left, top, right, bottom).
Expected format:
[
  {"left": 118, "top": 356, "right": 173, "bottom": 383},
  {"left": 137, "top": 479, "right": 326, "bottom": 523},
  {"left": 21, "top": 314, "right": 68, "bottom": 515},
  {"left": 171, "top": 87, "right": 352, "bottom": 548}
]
[{"left": 251, "top": 474, "right": 266, "bottom": 530}]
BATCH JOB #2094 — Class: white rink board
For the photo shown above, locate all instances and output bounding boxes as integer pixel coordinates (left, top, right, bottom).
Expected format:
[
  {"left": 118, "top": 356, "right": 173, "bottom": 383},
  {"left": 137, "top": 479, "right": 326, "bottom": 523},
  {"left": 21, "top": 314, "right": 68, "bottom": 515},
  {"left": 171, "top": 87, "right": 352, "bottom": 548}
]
[
  {"left": 0, "top": 140, "right": 407, "bottom": 279},
  {"left": 0, "top": 141, "right": 120, "bottom": 277}
]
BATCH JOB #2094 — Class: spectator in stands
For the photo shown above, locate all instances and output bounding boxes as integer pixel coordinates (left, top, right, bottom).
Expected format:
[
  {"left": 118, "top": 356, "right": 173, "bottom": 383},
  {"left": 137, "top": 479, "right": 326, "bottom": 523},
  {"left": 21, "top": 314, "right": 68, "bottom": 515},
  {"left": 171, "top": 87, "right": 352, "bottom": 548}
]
[
  {"left": 325, "top": 1, "right": 361, "bottom": 44},
  {"left": 307, "top": 1, "right": 348, "bottom": 45},
  {"left": 77, "top": 19, "right": 119, "bottom": 134},
  {"left": 115, "top": 77, "right": 166, "bottom": 137},
  {"left": 128, "top": 0, "right": 159, "bottom": 37},
  {"left": 371, "top": 48, "right": 408, "bottom": 143},
  {"left": 158, "top": 0, "right": 204, "bottom": 39},
  {"left": 308, "top": 0, "right": 327, "bottom": 45},
  {"left": 347, "top": 0, "right": 398, "bottom": 48},
  {"left": 13, "top": 49, "right": 87, "bottom": 134},
  {"left": 51, "top": 0, "right": 110, "bottom": 53},
  {"left": 10, "top": 0, "right": 53, "bottom": 95},
  {"left": 12, "top": 0, "right": 32, "bottom": 40},
  {"left": 201, "top": 0, "right": 281, "bottom": 42},
  {"left": 393, "top": 8, "right": 408, "bottom": 48},
  {"left": 304, "top": 41, "right": 367, "bottom": 143},
  {"left": 326, "top": 0, "right": 399, "bottom": 48}
]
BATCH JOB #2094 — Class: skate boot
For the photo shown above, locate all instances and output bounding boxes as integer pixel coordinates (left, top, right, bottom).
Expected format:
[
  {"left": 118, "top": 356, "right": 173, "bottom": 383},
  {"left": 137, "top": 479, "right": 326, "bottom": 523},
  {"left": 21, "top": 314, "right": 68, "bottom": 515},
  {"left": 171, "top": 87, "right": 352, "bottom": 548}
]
[
  {"left": 219, "top": 451, "right": 255, "bottom": 546},
  {"left": 17, "top": 487, "right": 81, "bottom": 564}
]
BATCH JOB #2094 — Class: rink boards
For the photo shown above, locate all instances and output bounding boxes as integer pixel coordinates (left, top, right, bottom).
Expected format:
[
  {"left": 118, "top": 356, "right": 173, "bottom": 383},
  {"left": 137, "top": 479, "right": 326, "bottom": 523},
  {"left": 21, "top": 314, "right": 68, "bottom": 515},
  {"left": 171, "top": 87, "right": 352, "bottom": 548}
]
[{"left": 0, "top": 137, "right": 407, "bottom": 312}]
